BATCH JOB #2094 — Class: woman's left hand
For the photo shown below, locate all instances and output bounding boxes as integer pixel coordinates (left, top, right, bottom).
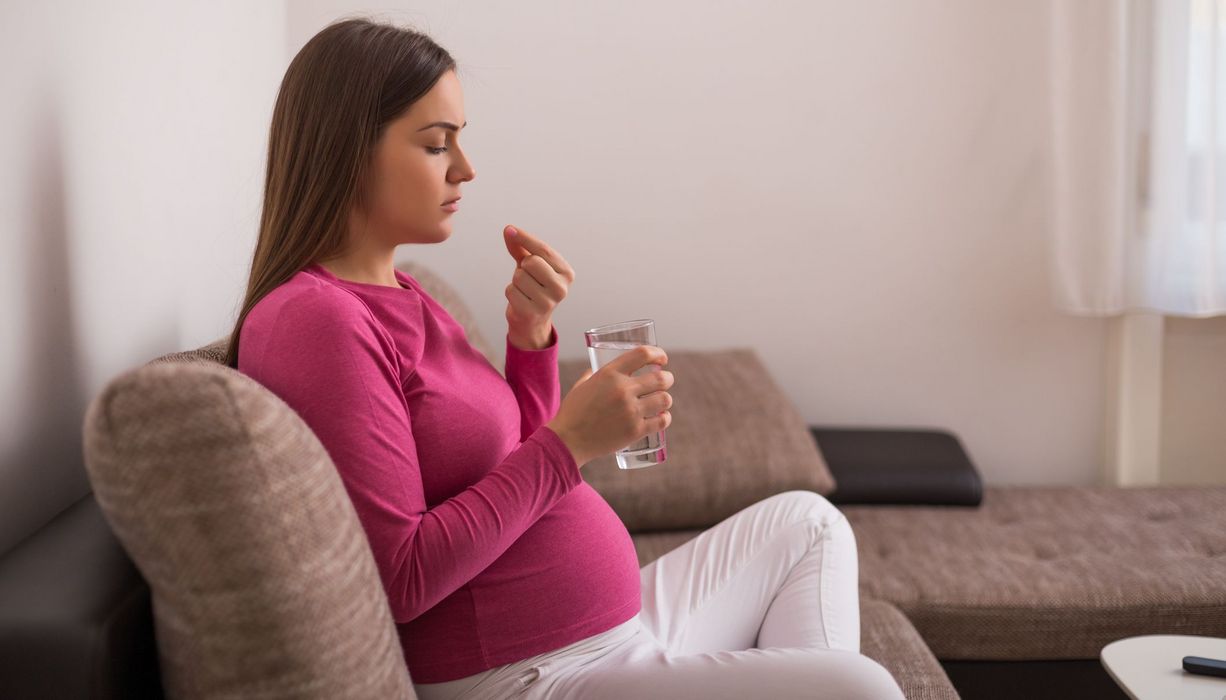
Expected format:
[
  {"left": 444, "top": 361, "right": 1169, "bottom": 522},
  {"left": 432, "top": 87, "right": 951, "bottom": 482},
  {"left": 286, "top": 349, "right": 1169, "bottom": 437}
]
[{"left": 503, "top": 225, "right": 576, "bottom": 349}]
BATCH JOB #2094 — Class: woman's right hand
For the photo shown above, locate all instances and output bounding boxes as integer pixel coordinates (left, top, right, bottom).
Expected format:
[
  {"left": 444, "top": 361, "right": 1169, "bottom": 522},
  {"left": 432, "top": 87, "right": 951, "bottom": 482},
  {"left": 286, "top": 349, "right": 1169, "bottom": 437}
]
[{"left": 546, "top": 345, "right": 674, "bottom": 468}]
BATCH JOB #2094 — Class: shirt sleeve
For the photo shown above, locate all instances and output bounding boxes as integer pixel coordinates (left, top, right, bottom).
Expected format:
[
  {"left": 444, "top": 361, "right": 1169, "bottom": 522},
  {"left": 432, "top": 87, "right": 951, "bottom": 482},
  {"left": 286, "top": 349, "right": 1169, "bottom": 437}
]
[
  {"left": 503, "top": 323, "right": 563, "bottom": 443},
  {"left": 241, "top": 293, "right": 582, "bottom": 624}
]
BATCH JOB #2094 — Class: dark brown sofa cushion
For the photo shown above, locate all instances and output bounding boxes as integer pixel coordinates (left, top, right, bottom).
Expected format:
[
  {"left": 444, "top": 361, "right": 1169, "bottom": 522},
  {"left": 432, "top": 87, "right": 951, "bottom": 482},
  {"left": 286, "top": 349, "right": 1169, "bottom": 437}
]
[
  {"left": 559, "top": 348, "right": 837, "bottom": 533},
  {"left": 842, "top": 485, "right": 1226, "bottom": 660}
]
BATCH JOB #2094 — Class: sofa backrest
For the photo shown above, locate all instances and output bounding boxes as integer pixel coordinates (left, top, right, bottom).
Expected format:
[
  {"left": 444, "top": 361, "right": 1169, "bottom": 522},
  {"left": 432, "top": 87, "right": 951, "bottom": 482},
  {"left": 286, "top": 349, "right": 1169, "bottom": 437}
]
[
  {"left": 83, "top": 355, "right": 415, "bottom": 698},
  {"left": 80, "top": 261, "right": 504, "bottom": 699}
]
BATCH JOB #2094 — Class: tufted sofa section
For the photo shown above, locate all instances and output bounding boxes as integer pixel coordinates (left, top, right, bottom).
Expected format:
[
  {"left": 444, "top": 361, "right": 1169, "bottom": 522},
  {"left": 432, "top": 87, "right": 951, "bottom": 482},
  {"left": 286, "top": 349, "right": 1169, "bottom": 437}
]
[{"left": 841, "top": 485, "right": 1226, "bottom": 660}]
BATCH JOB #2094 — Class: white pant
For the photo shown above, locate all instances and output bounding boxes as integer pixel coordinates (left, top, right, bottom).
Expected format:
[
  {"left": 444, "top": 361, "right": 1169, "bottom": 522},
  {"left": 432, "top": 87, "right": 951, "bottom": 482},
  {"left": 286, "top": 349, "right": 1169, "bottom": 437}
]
[{"left": 412, "top": 490, "right": 906, "bottom": 700}]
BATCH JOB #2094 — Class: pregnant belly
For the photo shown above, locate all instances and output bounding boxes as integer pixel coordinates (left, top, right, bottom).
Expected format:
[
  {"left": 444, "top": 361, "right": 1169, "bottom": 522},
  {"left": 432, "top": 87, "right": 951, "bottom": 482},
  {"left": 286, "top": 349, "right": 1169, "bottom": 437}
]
[{"left": 470, "top": 484, "right": 642, "bottom": 632}]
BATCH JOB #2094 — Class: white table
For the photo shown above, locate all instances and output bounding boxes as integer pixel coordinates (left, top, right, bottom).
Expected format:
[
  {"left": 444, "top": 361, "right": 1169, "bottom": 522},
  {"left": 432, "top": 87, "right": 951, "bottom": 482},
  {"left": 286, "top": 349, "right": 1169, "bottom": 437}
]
[{"left": 1100, "top": 635, "right": 1226, "bottom": 700}]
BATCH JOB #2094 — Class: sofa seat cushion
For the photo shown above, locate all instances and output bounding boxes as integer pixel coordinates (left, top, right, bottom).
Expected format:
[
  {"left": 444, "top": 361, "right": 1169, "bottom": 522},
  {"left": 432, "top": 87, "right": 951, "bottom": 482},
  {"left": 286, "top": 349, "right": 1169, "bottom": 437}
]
[
  {"left": 841, "top": 485, "right": 1226, "bottom": 660},
  {"left": 630, "top": 531, "right": 958, "bottom": 699},
  {"left": 631, "top": 529, "right": 706, "bottom": 569}
]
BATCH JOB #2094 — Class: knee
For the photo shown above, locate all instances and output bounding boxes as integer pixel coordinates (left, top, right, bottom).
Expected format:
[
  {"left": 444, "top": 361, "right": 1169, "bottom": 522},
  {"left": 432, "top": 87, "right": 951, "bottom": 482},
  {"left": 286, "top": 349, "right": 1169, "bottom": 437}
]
[
  {"left": 822, "top": 652, "right": 906, "bottom": 700},
  {"left": 772, "top": 489, "right": 837, "bottom": 515},
  {"left": 771, "top": 490, "right": 847, "bottom": 530}
]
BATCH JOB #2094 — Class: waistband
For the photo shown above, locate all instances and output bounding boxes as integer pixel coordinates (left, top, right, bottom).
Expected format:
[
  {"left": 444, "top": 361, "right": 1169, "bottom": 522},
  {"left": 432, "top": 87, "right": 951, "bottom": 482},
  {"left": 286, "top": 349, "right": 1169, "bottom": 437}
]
[{"left": 412, "top": 614, "right": 643, "bottom": 700}]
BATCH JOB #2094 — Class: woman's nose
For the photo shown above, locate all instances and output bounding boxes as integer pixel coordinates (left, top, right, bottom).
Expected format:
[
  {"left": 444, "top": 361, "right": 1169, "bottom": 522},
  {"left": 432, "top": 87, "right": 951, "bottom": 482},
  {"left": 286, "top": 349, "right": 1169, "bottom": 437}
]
[
  {"left": 452, "top": 146, "right": 476, "bottom": 182},
  {"left": 452, "top": 161, "right": 475, "bottom": 183}
]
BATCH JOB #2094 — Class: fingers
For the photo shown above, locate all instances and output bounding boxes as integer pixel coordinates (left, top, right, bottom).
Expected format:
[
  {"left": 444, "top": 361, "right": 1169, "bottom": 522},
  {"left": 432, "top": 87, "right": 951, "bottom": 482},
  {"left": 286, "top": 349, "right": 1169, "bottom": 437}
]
[
  {"left": 614, "top": 345, "right": 668, "bottom": 374},
  {"left": 605, "top": 346, "right": 674, "bottom": 426},
  {"left": 635, "top": 367, "right": 673, "bottom": 425},
  {"left": 504, "top": 226, "right": 576, "bottom": 282},
  {"left": 504, "top": 282, "right": 535, "bottom": 316},
  {"left": 640, "top": 387, "right": 673, "bottom": 415},
  {"left": 646, "top": 409, "right": 672, "bottom": 432},
  {"left": 511, "top": 268, "right": 544, "bottom": 302},
  {"left": 636, "top": 369, "right": 673, "bottom": 396},
  {"left": 514, "top": 257, "right": 566, "bottom": 302}
]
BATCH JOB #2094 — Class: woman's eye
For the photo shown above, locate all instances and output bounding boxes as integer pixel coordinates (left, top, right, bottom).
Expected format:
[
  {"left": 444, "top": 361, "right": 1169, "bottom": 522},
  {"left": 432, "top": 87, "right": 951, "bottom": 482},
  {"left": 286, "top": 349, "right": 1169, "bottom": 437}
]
[{"left": 427, "top": 146, "right": 449, "bottom": 154}]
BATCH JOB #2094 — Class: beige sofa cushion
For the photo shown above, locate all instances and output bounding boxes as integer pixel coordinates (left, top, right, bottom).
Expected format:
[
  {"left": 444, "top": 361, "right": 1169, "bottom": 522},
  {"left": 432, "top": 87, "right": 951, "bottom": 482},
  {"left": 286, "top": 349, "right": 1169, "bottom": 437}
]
[
  {"left": 843, "top": 485, "right": 1226, "bottom": 660},
  {"left": 560, "top": 348, "right": 837, "bottom": 533},
  {"left": 82, "top": 359, "right": 414, "bottom": 699}
]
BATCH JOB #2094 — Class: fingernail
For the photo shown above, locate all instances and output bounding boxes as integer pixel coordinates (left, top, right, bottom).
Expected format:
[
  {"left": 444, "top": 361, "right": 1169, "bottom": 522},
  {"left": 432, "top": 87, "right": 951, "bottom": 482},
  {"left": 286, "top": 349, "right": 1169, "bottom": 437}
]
[{"left": 508, "top": 226, "right": 518, "bottom": 236}]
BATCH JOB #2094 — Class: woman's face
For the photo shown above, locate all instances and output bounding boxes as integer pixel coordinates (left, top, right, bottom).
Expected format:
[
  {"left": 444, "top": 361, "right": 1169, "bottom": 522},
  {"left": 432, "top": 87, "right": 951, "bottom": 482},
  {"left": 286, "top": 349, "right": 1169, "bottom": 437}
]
[{"left": 356, "top": 70, "right": 475, "bottom": 245}]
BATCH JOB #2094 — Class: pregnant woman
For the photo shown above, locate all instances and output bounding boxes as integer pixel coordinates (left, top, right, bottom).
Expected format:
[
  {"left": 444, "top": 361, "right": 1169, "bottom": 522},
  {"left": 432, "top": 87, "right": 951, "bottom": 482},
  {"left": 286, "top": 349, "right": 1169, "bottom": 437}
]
[{"left": 226, "top": 16, "right": 904, "bottom": 700}]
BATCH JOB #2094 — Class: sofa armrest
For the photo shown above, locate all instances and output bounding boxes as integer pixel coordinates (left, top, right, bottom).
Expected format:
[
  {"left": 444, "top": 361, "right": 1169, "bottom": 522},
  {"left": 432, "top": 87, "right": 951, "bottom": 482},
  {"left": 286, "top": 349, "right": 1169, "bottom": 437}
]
[
  {"left": 0, "top": 493, "right": 163, "bottom": 699},
  {"left": 808, "top": 426, "right": 984, "bottom": 506}
]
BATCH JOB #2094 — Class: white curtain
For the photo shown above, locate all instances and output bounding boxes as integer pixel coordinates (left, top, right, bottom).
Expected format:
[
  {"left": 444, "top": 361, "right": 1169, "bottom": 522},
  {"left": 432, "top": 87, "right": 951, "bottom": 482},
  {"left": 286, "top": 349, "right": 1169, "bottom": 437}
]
[{"left": 1049, "top": 0, "right": 1225, "bottom": 317}]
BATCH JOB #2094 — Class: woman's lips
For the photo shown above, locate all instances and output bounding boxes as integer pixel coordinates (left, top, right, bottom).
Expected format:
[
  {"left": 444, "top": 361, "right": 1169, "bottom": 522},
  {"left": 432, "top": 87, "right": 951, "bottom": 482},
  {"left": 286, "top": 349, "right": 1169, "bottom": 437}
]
[{"left": 442, "top": 202, "right": 459, "bottom": 212}]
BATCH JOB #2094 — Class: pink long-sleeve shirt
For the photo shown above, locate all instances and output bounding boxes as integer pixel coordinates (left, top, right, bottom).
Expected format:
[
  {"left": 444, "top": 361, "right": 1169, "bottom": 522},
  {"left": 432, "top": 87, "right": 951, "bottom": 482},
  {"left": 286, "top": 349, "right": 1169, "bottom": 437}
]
[{"left": 236, "top": 261, "right": 642, "bottom": 683}]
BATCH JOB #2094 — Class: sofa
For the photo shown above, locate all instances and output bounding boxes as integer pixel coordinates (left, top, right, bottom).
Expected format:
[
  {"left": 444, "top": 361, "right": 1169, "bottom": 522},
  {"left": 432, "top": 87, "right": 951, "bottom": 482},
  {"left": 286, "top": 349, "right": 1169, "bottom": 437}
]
[{"left": 2, "top": 260, "right": 1224, "bottom": 699}]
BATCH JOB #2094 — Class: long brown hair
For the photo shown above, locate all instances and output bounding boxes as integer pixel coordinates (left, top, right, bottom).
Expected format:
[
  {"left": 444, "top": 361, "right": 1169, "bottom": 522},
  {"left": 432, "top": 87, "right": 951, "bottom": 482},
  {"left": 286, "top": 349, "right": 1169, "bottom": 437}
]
[{"left": 222, "top": 16, "right": 457, "bottom": 369}]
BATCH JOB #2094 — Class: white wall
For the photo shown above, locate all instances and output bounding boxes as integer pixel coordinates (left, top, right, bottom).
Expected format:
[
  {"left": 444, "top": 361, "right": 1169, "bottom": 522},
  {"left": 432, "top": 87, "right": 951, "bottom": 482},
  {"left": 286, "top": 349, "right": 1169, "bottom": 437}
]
[
  {"left": 290, "top": 0, "right": 1109, "bottom": 486},
  {"left": 0, "top": 0, "right": 285, "bottom": 555}
]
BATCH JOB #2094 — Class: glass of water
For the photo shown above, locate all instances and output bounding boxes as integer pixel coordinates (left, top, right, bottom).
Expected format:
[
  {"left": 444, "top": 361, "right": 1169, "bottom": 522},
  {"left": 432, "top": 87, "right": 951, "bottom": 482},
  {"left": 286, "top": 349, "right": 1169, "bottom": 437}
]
[{"left": 584, "top": 319, "right": 668, "bottom": 470}]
